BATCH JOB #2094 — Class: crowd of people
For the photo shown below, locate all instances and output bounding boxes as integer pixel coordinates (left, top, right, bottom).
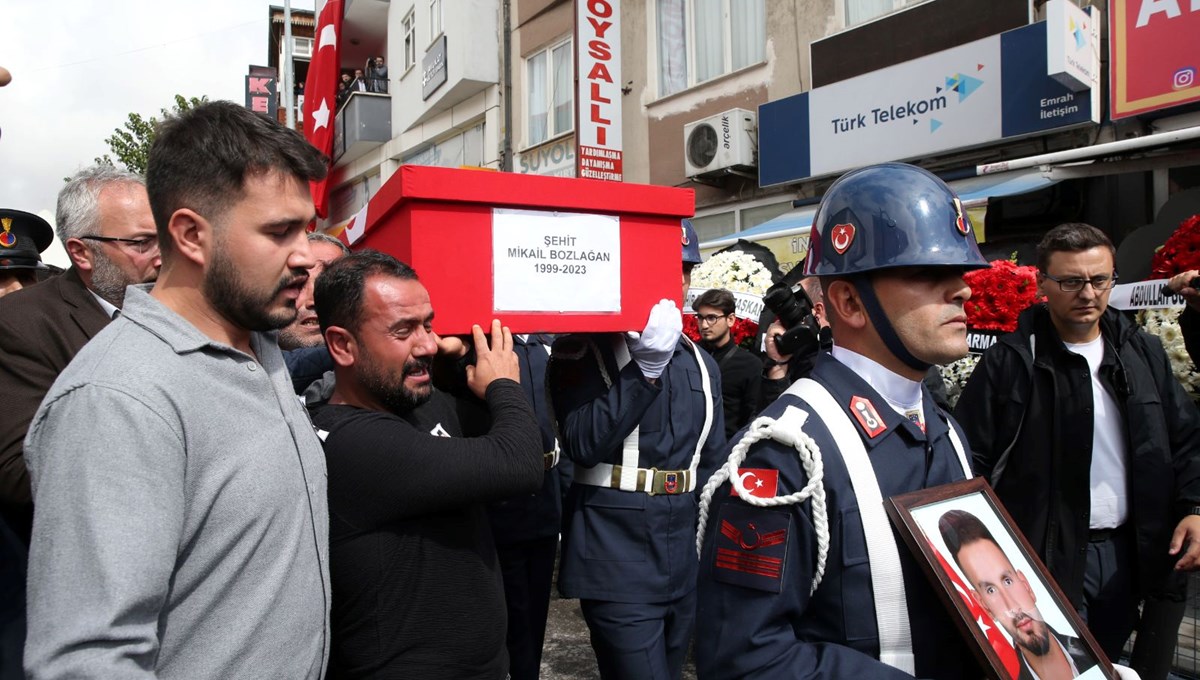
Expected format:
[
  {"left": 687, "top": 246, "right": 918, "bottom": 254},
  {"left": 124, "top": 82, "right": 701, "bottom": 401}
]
[
  {"left": 336, "top": 57, "right": 388, "bottom": 109},
  {"left": 1, "top": 100, "right": 1200, "bottom": 680}
]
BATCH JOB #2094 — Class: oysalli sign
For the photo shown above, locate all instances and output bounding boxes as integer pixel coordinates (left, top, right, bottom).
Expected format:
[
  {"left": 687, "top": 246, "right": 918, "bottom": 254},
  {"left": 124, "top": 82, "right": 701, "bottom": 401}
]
[{"left": 575, "top": 0, "right": 622, "bottom": 182}]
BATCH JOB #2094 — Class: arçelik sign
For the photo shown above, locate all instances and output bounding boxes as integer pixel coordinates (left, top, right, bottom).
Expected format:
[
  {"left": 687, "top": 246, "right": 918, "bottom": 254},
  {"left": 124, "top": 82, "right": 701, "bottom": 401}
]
[
  {"left": 1109, "top": 0, "right": 1200, "bottom": 119},
  {"left": 576, "top": 0, "right": 622, "bottom": 182}
]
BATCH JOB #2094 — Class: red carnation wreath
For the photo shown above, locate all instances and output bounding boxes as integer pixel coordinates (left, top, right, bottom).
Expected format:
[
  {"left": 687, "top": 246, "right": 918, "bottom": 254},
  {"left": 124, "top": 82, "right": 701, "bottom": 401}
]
[
  {"left": 963, "top": 259, "right": 1044, "bottom": 333},
  {"left": 683, "top": 313, "right": 759, "bottom": 348},
  {"left": 1151, "top": 214, "right": 1200, "bottom": 278}
]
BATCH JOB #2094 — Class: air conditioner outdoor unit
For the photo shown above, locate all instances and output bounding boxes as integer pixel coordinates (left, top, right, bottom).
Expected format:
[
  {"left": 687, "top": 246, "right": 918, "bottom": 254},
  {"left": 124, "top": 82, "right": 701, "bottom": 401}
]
[{"left": 683, "top": 108, "right": 757, "bottom": 179}]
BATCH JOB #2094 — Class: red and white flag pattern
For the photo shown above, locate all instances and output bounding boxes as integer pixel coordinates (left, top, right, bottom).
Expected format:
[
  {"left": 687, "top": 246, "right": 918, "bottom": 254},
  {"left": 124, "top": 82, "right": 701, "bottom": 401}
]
[
  {"left": 303, "top": 0, "right": 343, "bottom": 219},
  {"left": 338, "top": 200, "right": 369, "bottom": 247}
]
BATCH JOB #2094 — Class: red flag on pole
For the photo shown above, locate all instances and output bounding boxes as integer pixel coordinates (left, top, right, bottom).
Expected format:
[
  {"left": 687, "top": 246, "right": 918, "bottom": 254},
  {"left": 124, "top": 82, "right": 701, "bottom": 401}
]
[
  {"left": 929, "top": 539, "right": 1021, "bottom": 678},
  {"left": 303, "top": 0, "right": 343, "bottom": 219}
]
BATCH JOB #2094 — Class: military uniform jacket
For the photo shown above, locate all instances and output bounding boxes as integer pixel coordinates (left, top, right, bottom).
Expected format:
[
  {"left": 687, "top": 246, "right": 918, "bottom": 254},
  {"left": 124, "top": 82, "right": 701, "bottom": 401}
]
[
  {"left": 487, "top": 334, "right": 567, "bottom": 545},
  {"left": 695, "top": 354, "right": 976, "bottom": 679},
  {"left": 549, "top": 334, "right": 725, "bottom": 603}
]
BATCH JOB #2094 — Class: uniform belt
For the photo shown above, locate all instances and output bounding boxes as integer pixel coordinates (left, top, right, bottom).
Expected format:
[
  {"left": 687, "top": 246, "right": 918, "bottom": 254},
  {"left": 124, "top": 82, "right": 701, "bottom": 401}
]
[
  {"left": 1088, "top": 525, "right": 1123, "bottom": 543},
  {"left": 544, "top": 450, "right": 559, "bottom": 471},
  {"left": 574, "top": 463, "right": 694, "bottom": 495}
]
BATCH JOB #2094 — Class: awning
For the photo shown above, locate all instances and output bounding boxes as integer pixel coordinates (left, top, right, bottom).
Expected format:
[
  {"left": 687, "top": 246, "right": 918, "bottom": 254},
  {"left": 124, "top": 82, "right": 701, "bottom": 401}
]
[
  {"left": 950, "top": 167, "right": 1060, "bottom": 208},
  {"left": 700, "top": 205, "right": 818, "bottom": 252},
  {"left": 699, "top": 167, "right": 1060, "bottom": 252}
]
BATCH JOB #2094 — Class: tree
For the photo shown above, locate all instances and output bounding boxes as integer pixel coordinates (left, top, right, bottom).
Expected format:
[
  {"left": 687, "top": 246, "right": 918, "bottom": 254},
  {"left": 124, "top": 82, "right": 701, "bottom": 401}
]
[{"left": 95, "top": 94, "right": 207, "bottom": 174}]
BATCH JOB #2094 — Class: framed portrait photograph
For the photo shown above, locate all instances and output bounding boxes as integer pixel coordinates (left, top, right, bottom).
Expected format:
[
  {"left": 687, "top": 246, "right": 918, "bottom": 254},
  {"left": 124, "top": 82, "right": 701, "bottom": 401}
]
[{"left": 886, "top": 477, "right": 1116, "bottom": 680}]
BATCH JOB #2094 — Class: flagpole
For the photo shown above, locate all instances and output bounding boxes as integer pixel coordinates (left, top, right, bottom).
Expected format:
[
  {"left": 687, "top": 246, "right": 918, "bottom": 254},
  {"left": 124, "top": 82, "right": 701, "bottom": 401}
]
[{"left": 284, "top": 0, "right": 296, "bottom": 128}]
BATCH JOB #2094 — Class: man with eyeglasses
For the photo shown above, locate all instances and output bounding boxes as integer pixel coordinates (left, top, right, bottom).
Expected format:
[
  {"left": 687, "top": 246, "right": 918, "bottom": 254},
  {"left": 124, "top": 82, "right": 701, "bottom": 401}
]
[
  {"left": 956, "top": 222, "right": 1200, "bottom": 670},
  {"left": 694, "top": 287, "right": 763, "bottom": 438},
  {"left": 0, "top": 166, "right": 159, "bottom": 543}
]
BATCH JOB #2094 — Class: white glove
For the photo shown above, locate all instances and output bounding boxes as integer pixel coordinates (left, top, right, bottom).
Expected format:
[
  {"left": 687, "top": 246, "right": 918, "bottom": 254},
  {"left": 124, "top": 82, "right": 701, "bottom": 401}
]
[
  {"left": 625, "top": 299, "right": 682, "bottom": 379},
  {"left": 1112, "top": 664, "right": 1141, "bottom": 680}
]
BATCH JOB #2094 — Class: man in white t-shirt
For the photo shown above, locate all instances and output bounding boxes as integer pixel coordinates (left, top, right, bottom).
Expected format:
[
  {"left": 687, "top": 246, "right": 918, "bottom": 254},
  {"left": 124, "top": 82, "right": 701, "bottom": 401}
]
[{"left": 956, "top": 223, "right": 1200, "bottom": 671}]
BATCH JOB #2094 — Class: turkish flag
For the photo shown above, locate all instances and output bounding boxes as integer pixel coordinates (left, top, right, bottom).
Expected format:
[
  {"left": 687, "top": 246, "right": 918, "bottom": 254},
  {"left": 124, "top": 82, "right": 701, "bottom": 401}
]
[
  {"left": 303, "top": 0, "right": 343, "bottom": 218},
  {"left": 729, "top": 468, "right": 778, "bottom": 498},
  {"left": 930, "top": 539, "right": 1021, "bottom": 678}
]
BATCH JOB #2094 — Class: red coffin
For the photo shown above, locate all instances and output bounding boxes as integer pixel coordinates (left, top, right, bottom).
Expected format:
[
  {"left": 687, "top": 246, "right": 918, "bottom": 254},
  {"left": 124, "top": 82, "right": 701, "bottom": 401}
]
[{"left": 338, "top": 165, "right": 695, "bottom": 335}]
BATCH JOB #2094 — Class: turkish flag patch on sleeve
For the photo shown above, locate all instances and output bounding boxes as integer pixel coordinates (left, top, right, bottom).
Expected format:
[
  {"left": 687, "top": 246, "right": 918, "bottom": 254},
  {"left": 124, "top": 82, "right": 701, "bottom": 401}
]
[
  {"left": 711, "top": 503, "right": 791, "bottom": 593},
  {"left": 729, "top": 468, "right": 779, "bottom": 498}
]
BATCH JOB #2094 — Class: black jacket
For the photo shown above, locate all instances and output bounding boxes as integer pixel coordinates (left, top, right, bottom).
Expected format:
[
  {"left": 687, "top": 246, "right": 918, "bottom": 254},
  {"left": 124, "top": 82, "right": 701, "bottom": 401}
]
[
  {"left": 705, "top": 341, "right": 764, "bottom": 438},
  {"left": 955, "top": 305, "right": 1200, "bottom": 606}
]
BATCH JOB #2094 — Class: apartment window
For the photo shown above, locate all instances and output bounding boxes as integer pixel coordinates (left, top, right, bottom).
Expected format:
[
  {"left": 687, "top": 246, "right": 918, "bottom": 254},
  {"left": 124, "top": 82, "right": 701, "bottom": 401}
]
[
  {"left": 402, "top": 9, "right": 416, "bottom": 71},
  {"left": 292, "top": 37, "right": 313, "bottom": 58},
  {"left": 656, "top": 0, "right": 765, "bottom": 97},
  {"left": 428, "top": 0, "right": 443, "bottom": 41},
  {"left": 692, "top": 212, "right": 736, "bottom": 242},
  {"left": 526, "top": 38, "right": 573, "bottom": 147},
  {"left": 844, "top": 0, "right": 925, "bottom": 26}
]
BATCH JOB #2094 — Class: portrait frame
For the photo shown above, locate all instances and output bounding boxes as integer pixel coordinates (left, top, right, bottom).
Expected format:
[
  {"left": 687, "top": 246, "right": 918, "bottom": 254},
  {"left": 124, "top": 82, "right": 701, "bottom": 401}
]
[{"left": 886, "top": 477, "right": 1117, "bottom": 680}]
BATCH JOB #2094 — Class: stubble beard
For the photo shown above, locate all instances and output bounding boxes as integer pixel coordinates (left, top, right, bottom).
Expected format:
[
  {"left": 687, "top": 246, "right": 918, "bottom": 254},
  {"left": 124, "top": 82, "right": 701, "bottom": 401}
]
[
  {"left": 204, "top": 247, "right": 305, "bottom": 332},
  {"left": 357, "top": 344, "right": 434, "bottom": 415}
]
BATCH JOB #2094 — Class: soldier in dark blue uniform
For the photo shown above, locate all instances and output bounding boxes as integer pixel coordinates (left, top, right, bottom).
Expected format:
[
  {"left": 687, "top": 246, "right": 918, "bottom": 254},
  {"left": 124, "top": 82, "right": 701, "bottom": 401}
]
[
  {"left": 694, "top": 163, "right": 989, "bottom": 679},
  {"left": 547, "top": 221, "right": 725, "bottom": 680},
  {"left": 486, "top": 333, "right": 568, "bottom": 680}
]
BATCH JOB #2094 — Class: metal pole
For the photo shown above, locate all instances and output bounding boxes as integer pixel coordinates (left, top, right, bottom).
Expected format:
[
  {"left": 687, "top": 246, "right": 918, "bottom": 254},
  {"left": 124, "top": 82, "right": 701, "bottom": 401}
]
[
  {"left": 976, "top": 125, "right": 1200, "bottom": 176},
  {"left": 501, "top": 0, "right": 513, "bottom": 172},
  {"left": 284, "top": 0, "right": 296, "bottom": 129}
]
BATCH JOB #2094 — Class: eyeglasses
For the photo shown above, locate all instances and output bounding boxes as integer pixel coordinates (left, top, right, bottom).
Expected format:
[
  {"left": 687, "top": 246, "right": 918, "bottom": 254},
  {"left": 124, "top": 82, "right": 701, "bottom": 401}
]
[
  {"left": 80, "top": 234, "right": 159, "bottom": 255},
  {"left": 1041, "top": 272, "right": 1117, "bottom": 292},
  {"left": 697, "top": 313, "right": 729, "bottom": 326}
]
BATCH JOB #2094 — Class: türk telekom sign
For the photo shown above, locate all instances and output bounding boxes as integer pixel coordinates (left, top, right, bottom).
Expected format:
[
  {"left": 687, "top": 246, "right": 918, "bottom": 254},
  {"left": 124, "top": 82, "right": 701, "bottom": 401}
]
[
  {"left": 576, "top": 0, "right": 622, "bottom": 182},
  {"left": 1110, "top": 0, "right": 1200, "bottom": 119}
]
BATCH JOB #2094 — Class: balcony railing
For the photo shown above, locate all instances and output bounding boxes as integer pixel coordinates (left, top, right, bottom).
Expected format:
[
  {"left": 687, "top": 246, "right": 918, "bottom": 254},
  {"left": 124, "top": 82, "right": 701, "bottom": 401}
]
[{"left": 333, "top": 91, "right": 391, "bottom": 165}]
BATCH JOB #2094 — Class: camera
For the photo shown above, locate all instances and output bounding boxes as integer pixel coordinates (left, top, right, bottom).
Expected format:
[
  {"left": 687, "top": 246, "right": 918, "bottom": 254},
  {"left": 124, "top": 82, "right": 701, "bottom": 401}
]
[{"left": 762, "top": 279, "right": 821, "bottom": 357}]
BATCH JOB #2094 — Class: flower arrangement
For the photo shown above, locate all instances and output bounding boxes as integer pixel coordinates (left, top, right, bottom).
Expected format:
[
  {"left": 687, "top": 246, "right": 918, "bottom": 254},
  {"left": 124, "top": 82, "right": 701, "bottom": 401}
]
[
  {"left": 685, "top": 250, "right": 774, "bottom": 349},
  {"left": 963, "top": 258, "right": 1043, "bottom": 333},
  {"left": 1150, "top": 214, "right": 1200, "bottom": 278},
  {"left": 1137, "top": 308, "right": 1200, "bottom": 400},
  {"left": 942, "top": 355, "right": 981, "bottom": 408},
  {"left": 690, "top": 250, "right": 774, "bottom": 294},
  {"left": 941, "top": 258, "right": 1043, "bottom": 406}
]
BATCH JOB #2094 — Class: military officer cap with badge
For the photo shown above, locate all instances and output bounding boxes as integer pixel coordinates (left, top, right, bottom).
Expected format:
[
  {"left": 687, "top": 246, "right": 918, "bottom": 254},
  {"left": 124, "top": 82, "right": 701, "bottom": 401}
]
[{"left": 0, "top": 208, "right": 54, "bottom": 294}]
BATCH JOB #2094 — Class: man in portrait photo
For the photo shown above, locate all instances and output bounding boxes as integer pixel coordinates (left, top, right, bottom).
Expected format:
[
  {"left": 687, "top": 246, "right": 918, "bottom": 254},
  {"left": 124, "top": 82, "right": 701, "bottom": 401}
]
[{"left": 939, "top": 509, "right": 1099, "bottom": 680}]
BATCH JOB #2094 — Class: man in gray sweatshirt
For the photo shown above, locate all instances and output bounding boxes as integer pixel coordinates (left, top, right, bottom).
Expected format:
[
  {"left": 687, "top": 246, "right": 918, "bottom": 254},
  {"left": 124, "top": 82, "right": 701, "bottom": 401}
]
[{"left": 23, "top": 101, "right": 332, "bottom": 679}]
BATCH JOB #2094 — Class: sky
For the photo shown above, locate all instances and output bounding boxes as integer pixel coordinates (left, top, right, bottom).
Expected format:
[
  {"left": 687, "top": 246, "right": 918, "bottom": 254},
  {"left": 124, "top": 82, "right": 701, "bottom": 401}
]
[{"left": 0, "top": 0, "right": 315, "bottom": 267}]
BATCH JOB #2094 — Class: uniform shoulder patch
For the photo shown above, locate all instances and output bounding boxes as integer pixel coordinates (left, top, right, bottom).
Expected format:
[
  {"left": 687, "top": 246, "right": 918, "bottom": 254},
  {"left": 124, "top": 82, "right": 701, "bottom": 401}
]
[
  {"left": 849, "top": 395, "right": 887, "bottom": 438},
  {"left": 711, "top": 502, "right": 791, "bottom": 593},
  {"left": 729, "top": 468, "right": 778, "bottom": 499}
]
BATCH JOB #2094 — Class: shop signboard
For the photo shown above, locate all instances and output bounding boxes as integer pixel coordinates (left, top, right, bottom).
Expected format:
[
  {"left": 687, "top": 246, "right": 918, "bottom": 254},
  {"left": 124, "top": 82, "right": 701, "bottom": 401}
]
[
  {"left": 1046, "top": 0, "right": 1099, "bottom": 92},
  {"left": 422, "top": 35, "right": 447, "bottom": 101},
  {"left": 518, "top": 137, "right": 577, "bottom": 178},
  {"left": 759, "top": 21, "right": 1098, "bottom": 187},
  {"left": 576, "top": 0, "right": 622, "bottom": 181},
  {"left": 1109, "top": 0, "right": 1200, "bottom": 119}
]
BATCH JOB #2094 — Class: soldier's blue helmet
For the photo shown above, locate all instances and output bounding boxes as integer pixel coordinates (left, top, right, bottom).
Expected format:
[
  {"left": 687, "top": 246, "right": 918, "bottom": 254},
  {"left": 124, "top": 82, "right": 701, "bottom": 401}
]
[
  {"left": 803, "top": 163, "right": 988, "bottom": 277},
  {"left": 681, "top": 219, "right": 702, "bottom": 265}
]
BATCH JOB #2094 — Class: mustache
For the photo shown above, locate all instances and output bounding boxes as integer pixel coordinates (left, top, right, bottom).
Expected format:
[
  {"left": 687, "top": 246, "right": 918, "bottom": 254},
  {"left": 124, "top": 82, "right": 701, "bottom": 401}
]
[
  {"left": 272, "top": 269, "right": 309, "bottom": 297},
  {"left": 1008, "top": 608, "right": 1042, "bottom": 629},
  {"left": 403, "top": 356, "right": 433, "bottom": 376}
]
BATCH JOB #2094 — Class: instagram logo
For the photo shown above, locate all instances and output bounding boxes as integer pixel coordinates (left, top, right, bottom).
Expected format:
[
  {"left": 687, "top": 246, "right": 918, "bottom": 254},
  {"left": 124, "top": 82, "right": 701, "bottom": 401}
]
[{"left": 1175, "top": 67, "right": 1197, "bottom": 90}]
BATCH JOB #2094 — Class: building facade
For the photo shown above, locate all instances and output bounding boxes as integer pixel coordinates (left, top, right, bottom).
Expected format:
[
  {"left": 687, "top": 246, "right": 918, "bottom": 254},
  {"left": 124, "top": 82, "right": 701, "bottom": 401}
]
[{"left": 317, "top": 0, "right": 1200, "bottom": 274}]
